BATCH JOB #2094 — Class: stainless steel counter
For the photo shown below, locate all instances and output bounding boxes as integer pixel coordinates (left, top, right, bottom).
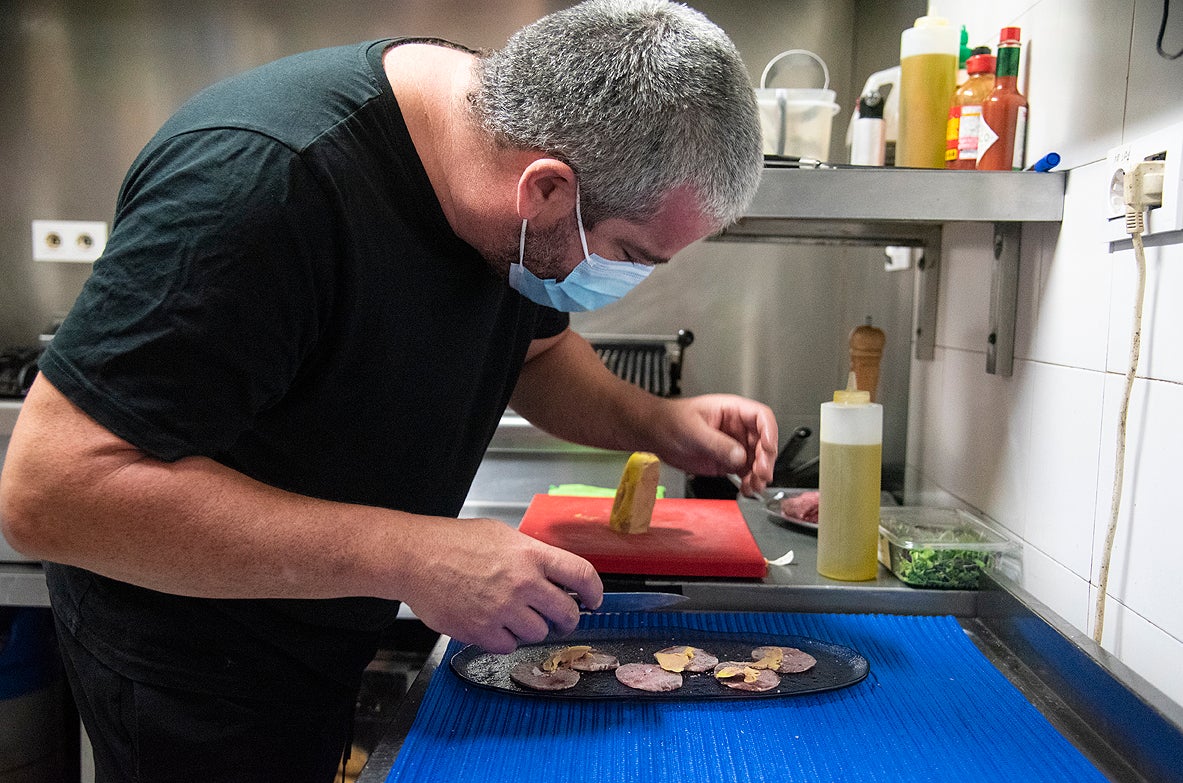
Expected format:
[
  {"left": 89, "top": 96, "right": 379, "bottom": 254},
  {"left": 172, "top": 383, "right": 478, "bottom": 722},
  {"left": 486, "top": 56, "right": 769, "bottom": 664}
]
[
  {"left": 358, "top": 498, "right": 1183, "bottom": 783},
  {"left": 0, "top": 563, "right": 51, "bottom": 607},
  {"left": 0, "top": 400, "right": 45, "bottom": 605}
]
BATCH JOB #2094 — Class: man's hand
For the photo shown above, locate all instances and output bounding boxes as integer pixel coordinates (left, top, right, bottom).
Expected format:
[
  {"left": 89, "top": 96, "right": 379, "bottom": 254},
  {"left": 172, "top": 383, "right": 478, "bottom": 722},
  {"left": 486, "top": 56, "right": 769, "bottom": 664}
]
[
  {"left": 397, "top": 517, "right": 603, "bottom": 654},
  {"left": 651, "top": 394, "right": 778, "bottom": 497}
]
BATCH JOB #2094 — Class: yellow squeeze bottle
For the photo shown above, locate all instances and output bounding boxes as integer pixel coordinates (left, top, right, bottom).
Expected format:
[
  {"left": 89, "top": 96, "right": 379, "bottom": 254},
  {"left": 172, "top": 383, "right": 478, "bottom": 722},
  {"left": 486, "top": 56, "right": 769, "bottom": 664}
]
[
  {"left": 817, "top": 372, "right": 883, "bottom": 581},
  {"left": 897, "top": 15, "right": 959, "bottom": 168}
]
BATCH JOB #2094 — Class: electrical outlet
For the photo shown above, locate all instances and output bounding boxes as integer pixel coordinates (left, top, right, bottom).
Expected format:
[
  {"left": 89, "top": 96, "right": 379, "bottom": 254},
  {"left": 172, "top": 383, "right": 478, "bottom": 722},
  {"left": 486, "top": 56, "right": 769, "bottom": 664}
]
[
  {"left": 31, "top": 219, "right": 108, "bottom": 262},
  {"left": 1105, "top": 121, "right": 1183, "bottom": 241}
]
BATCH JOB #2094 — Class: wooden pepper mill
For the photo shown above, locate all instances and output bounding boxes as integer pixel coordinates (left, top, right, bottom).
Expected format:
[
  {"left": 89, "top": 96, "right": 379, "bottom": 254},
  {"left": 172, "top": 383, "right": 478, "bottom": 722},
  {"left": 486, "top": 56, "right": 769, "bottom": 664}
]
[{"left": 849, "top": 318, "right": 886, "bottom": 402}]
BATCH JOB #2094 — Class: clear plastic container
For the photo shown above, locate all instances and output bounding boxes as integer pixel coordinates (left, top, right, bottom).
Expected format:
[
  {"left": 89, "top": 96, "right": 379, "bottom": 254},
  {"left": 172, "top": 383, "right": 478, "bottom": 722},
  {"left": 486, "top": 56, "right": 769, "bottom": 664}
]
[
  {"left": 878, "top": 507, "right": 1015, "bottom": 589},
  {"left": 755, "top": 50, "right": 840, "bottom": 160}
]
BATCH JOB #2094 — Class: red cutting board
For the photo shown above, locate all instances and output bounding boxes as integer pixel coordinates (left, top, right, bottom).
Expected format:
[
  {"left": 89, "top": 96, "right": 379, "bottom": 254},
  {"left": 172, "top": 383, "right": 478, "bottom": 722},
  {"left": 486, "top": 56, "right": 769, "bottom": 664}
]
[{"left": 518, "top": 495, "right": 767, "bottom": 578}]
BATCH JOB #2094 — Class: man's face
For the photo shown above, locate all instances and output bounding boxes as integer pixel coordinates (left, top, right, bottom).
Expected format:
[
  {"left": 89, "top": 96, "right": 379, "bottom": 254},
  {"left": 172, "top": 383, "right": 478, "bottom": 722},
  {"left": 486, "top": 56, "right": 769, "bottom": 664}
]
[{"left": 492, "top": 185, "right": 717, "bottom": 282}]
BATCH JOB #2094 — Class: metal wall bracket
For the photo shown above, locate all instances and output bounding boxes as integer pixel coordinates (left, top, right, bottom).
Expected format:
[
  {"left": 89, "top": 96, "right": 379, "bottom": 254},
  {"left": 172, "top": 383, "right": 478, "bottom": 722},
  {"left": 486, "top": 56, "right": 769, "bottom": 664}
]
[
  {"left": 912, "top": 225, "right": 942, "bottom": 362},
  {"left": 987, "top": 222, "right": 1022, "bottom": 376}
]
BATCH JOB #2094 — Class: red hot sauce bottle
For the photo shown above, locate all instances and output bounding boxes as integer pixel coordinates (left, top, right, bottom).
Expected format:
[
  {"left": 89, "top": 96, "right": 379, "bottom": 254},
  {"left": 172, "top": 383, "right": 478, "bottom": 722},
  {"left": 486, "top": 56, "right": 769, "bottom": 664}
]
[{"left": 977, "top": 27, "right": 1028, "bottom": 171}]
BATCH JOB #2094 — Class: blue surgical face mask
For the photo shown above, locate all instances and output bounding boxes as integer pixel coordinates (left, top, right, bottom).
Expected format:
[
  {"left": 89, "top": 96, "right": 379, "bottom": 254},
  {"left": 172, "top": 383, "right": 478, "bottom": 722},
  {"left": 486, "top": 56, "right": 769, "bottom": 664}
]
[{"left": 508, "top": 188, "right": 653, "bottom": 312}]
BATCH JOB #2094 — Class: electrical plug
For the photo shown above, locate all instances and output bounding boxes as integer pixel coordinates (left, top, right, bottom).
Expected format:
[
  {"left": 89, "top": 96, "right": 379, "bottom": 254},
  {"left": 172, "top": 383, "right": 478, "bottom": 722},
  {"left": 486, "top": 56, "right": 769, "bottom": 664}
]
[{"left": 1124, "top": 160, "right": 1166, "bottom": 235}]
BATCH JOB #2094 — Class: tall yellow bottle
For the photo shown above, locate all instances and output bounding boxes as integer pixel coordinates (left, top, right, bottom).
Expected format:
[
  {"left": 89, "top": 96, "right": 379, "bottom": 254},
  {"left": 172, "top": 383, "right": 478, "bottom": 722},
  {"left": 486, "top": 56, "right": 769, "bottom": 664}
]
[
  {"left": 817, "top": 372, "right": 883, "bottom": 581},
  {"left": 897, "top": 15, "right": 959, "bottom": 169}
]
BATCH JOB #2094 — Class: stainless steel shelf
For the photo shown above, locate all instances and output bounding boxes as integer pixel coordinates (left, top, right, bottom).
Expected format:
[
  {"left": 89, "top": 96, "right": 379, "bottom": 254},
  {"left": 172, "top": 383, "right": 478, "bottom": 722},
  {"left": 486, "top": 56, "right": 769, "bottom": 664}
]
[
  {"left": 735, "top": 165, "right": 1066, "bottom": 226},
  {"left": 715, "top": 165, "right": 1068, "bottom": 377}
]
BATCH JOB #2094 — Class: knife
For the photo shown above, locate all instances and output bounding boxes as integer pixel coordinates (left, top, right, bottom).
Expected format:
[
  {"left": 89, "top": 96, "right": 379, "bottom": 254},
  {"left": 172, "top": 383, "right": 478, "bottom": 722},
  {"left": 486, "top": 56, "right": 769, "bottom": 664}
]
[{"left": 575, "top": 591, "right": 687, "bottom": 613}]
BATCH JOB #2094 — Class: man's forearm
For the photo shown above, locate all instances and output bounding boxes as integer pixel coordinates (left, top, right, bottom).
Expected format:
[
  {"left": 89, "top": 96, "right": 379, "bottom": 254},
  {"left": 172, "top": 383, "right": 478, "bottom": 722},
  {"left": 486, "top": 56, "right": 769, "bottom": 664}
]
[
  {"left": 510, "top": 328, "right": 665, "bottom": 453},
  {"left": 0, "top": 376, "right": 432, "bottom": 601}
]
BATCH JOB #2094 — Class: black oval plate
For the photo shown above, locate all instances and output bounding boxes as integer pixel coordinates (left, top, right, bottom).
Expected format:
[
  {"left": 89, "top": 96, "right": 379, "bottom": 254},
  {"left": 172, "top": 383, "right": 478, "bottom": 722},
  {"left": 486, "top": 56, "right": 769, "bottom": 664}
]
[{"left": 450, "top": 626, "right": 868, "bottom": 700}]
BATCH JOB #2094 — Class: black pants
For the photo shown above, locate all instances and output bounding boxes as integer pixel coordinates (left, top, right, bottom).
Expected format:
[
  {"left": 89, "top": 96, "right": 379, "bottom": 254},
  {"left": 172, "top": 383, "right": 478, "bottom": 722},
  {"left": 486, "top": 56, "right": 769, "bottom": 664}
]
[{"left": 55, "top": 618, "right": 359, "bottom": 783}]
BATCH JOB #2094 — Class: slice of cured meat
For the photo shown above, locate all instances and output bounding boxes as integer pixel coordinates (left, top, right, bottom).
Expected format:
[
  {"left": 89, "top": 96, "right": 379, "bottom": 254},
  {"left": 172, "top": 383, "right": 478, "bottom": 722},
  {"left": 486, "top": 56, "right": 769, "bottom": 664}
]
[
  {"left": 780, "top": 491, "right": 820, "bottom": 523},
  {"left": 614, "top": 662, "right": 683, "bottom": 692},
  {"left": 712, "top": 661, "right": 782, "bottom": 692},
  {"left": 509, "top": 661, "right": 580, "bottom": 691},
  {"left": 751, "top": 645, "right": 817, "bottom": 674},
  {"left": 568, "top": 649, "right": 620, "bottom": 672},
  {"left": 655, "top": 645, "right": 719, "bottom": 673}
]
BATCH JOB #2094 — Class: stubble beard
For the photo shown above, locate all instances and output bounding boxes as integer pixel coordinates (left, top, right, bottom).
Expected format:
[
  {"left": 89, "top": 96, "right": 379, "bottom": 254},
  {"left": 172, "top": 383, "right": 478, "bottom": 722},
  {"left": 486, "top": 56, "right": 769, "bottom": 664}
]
[{"left": 486, "top": 216, "right": 577, "bottom": 281}]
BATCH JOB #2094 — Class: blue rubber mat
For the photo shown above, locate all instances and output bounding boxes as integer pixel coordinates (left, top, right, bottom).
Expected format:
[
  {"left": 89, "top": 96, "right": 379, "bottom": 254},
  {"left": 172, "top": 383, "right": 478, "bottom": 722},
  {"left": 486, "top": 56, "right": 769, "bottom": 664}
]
[{"left": 384, "top": 613, "right": 1108, "bottom": 782}]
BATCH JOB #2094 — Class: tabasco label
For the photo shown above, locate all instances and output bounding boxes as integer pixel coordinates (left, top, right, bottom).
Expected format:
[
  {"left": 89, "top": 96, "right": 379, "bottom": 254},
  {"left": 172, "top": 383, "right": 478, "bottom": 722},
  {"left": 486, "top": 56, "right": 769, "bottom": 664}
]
[{"left": 977, "top": 114, "right": 1000, "bottom": 160}]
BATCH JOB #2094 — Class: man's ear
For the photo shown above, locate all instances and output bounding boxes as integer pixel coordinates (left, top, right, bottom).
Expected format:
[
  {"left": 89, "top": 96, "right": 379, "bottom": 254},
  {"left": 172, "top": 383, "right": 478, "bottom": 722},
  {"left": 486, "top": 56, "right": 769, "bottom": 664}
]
[{"left": 515, "top": 158, "right": 577, "bottom": 223}]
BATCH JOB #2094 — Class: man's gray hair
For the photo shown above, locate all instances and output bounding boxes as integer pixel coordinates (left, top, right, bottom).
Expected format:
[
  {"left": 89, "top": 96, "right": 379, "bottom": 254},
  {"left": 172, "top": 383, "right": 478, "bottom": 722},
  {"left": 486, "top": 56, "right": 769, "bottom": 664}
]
[{"left": 470, "top": 0, "right": 762, "bottom": 228}]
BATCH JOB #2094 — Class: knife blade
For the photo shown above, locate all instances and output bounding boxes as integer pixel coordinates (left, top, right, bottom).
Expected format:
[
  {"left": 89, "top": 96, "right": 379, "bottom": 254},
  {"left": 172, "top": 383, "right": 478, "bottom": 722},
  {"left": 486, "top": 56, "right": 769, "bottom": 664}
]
[{"left": 575, "top": 591, "right": 688, "bottom": 613}]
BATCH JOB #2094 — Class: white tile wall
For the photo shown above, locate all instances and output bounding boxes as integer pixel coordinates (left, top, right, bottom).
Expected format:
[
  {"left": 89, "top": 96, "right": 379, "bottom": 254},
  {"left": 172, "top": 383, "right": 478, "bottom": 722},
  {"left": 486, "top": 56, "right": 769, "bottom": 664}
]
[
  {"left": 1024, "top": 163, "right": 1116, "bottom": 371},
  {"left": 1022, "top": 543, "right": 1092, "bottom": 631},
  {"left": 1107, "top": 237, "right": 1183, "bottom": 382},
  {"left": 916, "top": 0, "right": 1183, "bottom": 709},
  {"left": 1021, "top": 361, "right": 1104, "bottom": 577},
  {"left": 1091, "top": 589, "right": 1183, "bottom": 709},
  {"left": 1094, "top": 375, "right": 1183, "bottom": 642}
]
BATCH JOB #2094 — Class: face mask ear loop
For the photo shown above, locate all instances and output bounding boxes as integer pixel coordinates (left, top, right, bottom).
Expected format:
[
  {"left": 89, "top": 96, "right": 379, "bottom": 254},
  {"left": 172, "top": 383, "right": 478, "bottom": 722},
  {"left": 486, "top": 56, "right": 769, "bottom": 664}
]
[
  {"left": 518, "top": 219, "right": 528, "bottom": 264},
  {"left": 574, "top": 184, "right": 591, "bottom": 260}
]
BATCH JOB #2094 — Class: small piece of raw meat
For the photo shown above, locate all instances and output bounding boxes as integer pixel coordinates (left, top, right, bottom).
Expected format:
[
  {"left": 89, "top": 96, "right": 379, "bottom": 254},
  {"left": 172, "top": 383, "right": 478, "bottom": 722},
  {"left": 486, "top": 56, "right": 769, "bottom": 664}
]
[
  {"left": 510, "top": 661, "right": 580, "bottom": 691},
  {"left": 568, "top": 649, "right": 620, "bottom": 672},
  {"left": 615, "top": 662, "right": 683, "bottom": 692},
  {"left": 751, "top": 645, "right": 817, "bottom": 674},
  {"left": 780, "top": 491, "right": 820, "bottom": 522},
  {"left": 655, "top": 645, "right": 719, "bottom": 673}
]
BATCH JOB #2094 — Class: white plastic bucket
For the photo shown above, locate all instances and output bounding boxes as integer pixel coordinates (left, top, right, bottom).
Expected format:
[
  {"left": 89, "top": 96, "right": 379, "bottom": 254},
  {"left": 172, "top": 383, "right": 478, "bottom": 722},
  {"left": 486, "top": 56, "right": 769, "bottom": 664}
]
[{"left": 755, "top": 50, "right": 840, "bottom": 160}]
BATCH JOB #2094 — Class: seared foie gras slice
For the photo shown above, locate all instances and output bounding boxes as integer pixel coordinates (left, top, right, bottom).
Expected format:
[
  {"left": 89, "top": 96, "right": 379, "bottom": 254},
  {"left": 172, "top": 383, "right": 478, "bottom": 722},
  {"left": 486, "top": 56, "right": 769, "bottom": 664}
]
[
  {"left": 568, "top": 649, "right": 620, "bottom": 672},
  {"left": 712, "top": 661, "right": 782, "bottom": 692},
  {"left": 609, "top": 452, "right": 661, "bottom": 533},
  {"left": 510, "top": 661, "right": 580, "bottom": 691},
  {"left": 614, "top": 662, "right": 683, "bottom": 692},
  {"left": 654, "top": 645, "right": 719, "bottom": 673},
  {"left": 541, "top": 645, "right": 593, "bottom": 672},
  {"left": 750, "top": 645, "right": 817, "bottom": 674}
]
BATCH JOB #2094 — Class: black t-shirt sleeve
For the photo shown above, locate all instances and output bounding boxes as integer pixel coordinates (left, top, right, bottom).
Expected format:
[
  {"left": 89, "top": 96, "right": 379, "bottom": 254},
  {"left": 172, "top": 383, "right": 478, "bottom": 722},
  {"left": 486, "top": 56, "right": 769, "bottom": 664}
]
[
  {"left": 533, "top": 307, "right": 569, "bottom": 340},
  {"left": 40, "top": 129, "right": 336, "bottom": 461}
]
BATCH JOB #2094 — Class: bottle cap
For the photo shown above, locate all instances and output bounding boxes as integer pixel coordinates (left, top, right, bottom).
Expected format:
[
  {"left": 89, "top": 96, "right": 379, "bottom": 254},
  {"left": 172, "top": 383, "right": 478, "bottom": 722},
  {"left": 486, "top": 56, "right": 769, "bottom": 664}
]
[
  {"left": 959, "top": 25, "right": 972, "bottom": 67},
  {"left": 966, "top": 52, "right": 995, "bottom": 74},
  {"left": 833, "top": 371, "right": 871, "bottom": 405},
  {"left": 914, "top": 15, "right": 951, "bottom": 29},
  {"left": 999, "top": 27, "right": 1021, "bottom": 45}
]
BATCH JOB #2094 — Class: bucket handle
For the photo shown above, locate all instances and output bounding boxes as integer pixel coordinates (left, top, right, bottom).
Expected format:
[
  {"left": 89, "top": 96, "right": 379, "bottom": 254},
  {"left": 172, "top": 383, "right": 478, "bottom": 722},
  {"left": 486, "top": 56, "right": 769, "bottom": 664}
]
[{"left": 759, "top": 49, "right": 830, "bottom": 91}]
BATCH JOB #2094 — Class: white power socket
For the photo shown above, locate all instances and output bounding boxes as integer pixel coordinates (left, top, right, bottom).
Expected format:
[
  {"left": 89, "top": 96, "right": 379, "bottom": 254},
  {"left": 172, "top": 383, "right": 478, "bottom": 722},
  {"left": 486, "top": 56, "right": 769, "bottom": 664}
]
[
  {"left": 1105, "top": 122, "right": 1183, "bottom": 241},
  {"left": 31, "top": 219, "right": 108, "bottom": 262}
]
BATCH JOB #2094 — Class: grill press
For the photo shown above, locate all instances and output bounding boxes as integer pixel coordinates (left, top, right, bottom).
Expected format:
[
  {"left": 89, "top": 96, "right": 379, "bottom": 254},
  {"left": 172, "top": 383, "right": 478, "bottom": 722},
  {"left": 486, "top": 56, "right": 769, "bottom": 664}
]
[{"left": 585, "top": 329, "right": 693, "bottom": 397}]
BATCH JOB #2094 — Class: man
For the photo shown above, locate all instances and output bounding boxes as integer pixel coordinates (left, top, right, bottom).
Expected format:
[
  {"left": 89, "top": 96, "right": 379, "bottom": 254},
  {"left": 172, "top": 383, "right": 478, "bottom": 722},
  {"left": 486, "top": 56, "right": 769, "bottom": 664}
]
[{"left": 0, "top": 0, "right": 775, "bottom": 780}]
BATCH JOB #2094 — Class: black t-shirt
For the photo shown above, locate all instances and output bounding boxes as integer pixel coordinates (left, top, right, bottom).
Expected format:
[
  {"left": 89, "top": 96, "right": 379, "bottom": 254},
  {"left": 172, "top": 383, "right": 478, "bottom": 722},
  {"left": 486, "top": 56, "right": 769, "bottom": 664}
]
[{"left": 39, "top": 39, "right": 567, "bottom": 696}]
